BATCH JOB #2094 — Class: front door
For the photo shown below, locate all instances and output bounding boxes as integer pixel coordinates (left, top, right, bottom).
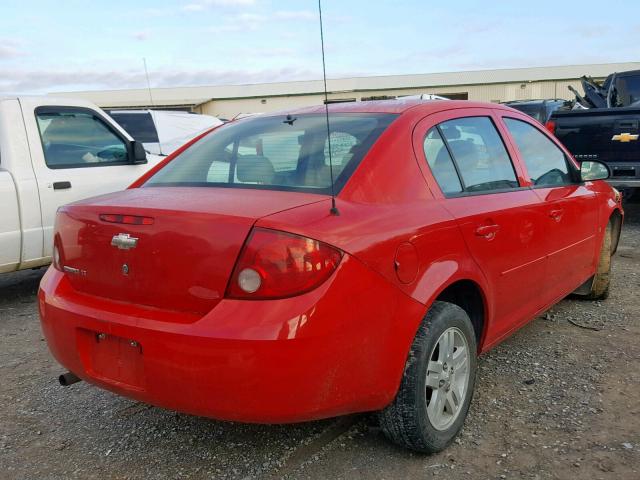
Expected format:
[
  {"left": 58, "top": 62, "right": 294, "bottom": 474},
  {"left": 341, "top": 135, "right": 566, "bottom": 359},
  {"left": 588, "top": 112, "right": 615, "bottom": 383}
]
[
  {"left": 501, "top": 115, "right": 599, "bottom": 302},
  {"left": 20, "top": 99, "right": 153, "bottom": 258}
]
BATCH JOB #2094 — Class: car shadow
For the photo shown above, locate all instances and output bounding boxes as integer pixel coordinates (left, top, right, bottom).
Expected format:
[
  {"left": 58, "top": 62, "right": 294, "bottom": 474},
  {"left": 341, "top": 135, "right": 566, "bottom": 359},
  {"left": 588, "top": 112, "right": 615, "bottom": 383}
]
[{"left": 0, "top": 268, "right": 46, "bottom": 305}]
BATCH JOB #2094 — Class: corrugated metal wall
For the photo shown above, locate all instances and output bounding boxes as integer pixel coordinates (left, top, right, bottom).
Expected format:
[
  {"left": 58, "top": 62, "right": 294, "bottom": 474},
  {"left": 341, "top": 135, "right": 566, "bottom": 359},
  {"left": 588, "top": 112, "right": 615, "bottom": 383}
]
[{"left": 197, "top": 78, "right": 590, "bottom": 118}]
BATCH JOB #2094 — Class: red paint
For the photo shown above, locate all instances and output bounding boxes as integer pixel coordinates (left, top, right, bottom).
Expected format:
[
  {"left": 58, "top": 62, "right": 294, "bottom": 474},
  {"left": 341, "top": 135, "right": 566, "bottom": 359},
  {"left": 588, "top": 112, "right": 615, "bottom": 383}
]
[
  {"left": 39, "top": 100, "right": 623, "bottom": 423},
  {"left": 226, "top": 228, "right": 343, "bottom": 300}
]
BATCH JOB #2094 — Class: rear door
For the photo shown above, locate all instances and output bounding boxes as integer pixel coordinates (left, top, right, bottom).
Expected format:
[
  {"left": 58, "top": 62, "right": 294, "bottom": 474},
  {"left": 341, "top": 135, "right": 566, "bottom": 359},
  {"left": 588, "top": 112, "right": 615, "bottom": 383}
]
[
  {"left": 414, "top": 109, "right": 548, "bottom": 344},
  {"left": 500, "top": 113, "right": 599, "bottom": 301}
]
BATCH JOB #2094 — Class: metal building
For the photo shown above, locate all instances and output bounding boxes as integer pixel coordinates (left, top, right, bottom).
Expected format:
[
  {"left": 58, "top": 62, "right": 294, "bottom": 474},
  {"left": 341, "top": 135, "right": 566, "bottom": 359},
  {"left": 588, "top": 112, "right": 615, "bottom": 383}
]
[{"left": 54, "top": 62, "right": 640, "bottom": 119}]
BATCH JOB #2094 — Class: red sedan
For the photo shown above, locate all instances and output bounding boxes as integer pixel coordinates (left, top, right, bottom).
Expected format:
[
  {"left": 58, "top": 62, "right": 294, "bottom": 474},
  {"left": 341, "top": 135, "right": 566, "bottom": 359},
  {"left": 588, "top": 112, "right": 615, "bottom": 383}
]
[{"left": 39, "top": 100, "right": 623, "bottom": 453}]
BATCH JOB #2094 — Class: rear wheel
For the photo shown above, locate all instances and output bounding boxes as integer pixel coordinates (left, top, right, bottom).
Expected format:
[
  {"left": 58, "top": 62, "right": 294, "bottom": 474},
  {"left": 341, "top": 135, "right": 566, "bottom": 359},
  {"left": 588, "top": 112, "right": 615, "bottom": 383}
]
[{"left": 378, "top": 301, "right": 477, "bottom": 453}]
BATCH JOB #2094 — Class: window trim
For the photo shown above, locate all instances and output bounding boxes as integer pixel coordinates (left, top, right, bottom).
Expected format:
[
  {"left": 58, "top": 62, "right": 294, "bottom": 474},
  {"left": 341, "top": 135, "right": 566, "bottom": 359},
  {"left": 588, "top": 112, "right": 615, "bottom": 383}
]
[
  {"left": 34, "top": 106, "right": 134, "bottom": 170},
  {"left": 424, "top": 115, "right": 524, "bottom": 198},
  {"left": 502, "top": 116, "right": 580, "bottom": 188},
  {"left": 435, "top": 125, "right": 467, "bottom": 192},
  {"left": 421, "top": 126, "right": 465, "bottom": 196}
]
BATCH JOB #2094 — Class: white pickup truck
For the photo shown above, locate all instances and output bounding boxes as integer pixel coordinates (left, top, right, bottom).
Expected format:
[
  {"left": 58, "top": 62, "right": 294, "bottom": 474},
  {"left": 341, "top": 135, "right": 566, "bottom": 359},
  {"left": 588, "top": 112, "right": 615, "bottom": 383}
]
[{"left": 0, "top": 96, "right": 162, "bottom": 274}]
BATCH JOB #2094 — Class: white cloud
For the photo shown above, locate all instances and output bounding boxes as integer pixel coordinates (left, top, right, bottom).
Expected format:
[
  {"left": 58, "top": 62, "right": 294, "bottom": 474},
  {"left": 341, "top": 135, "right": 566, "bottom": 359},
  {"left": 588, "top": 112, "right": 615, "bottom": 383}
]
[
  {"left": 183, "top": 0, "right": 255, "bottom": 12},
  {"left": 208, "top": 12, "right": 266, "bottom": 32},
  {"left": 569, "top": 25, "right": 612, "bottom": 39},
  {"left": 274, "top": 11, "right": 316, "bottom": 21},
  {"left": 132, "top": 31, "right": 151, "bottom": 41},
  {"left": 0, "top": 40, "right": 24, "bottom": 60},
  {"left": 0, "top": 66, "right": 324, "bottom": 94},
  {"left": 207, "top": 10, "right": 317, "bottom": 34}
]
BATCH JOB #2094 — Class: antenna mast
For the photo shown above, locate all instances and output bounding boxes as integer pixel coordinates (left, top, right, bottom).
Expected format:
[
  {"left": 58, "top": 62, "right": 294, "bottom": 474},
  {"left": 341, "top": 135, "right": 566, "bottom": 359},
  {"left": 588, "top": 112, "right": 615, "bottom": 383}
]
[
  {"left": 143, "top": 58, "right": 164, "bottom": 156},
  {"left": 143, "top": 58, "right": 155, "bottom": 107},
  {"left": 318, "top": 0, "right": 339, "bottom": 216}
]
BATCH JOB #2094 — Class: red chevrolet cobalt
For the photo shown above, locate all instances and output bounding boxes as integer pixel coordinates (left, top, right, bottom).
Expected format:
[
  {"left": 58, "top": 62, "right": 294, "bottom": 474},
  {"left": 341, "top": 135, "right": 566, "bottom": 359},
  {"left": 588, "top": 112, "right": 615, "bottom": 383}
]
[{"left": 39, "top": 100, "right": 622, "bottom": 452}]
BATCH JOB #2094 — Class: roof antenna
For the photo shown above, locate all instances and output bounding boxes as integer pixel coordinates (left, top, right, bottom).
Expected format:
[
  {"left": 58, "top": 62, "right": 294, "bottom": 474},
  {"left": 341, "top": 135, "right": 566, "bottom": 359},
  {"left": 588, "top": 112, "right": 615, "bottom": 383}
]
[
  {"left": 318, "top": 0, "right": 339, "bottom": 216},
  {"left": 143, "top": 58, "right": 164, "bottom": 156},
  {"left": 142, "top": 58, "right": 155, "bottom": 108}
]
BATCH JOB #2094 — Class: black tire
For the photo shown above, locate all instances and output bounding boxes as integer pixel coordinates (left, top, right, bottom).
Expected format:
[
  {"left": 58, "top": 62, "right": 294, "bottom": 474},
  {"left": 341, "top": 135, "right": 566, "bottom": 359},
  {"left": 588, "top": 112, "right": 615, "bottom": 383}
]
[
  {"left": 378, "top": 301, "right": 477, "bottom": 453},
  {"left": 576, "top": 222, "right": 612, "bottom": 300}
]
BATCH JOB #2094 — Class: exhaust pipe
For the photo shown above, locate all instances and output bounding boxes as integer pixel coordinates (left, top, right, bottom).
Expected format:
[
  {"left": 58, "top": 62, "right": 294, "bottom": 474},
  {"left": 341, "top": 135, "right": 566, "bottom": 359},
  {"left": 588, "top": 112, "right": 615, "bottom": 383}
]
[{"left": 58, "top": 372, "right": 81, "bottom": 386}]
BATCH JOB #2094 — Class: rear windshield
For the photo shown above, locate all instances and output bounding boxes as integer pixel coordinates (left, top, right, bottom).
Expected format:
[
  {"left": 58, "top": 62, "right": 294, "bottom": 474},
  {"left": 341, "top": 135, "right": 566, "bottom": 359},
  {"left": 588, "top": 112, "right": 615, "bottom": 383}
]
[
  {"left": 144, "top": 113, "right": 397, "bottom": 194},
  {"left": 108, "top": 112, "right": 159, "bottom": 143}
]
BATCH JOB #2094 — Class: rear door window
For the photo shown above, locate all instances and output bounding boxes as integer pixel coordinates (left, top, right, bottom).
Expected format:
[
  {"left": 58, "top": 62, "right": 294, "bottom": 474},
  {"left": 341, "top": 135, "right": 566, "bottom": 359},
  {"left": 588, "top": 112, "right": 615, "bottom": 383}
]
[
  {"left": 503, "top": 118, "right": 572, "bottom": 187},
  {"left": 36, "top": 108, "right": 129, "bottom": 169},
  {"left": 438, "top": 117, "right": 518, "bottom": 193},
  {"left": 422, "top": 128, "right": 463, "bottom": 195}
]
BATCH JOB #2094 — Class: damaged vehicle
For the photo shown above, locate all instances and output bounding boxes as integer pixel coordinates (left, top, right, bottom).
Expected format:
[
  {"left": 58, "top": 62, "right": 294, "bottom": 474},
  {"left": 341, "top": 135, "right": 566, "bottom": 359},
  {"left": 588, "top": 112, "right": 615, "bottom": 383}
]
[
  {"left": 503, "top": 99, "right": 569, "bottom": 124},
  {"left": 39, "top": 100, "right": 622, "bottom": 453},
  {"left": 547, "top": 70, "right": 640, "bottom": 198}
]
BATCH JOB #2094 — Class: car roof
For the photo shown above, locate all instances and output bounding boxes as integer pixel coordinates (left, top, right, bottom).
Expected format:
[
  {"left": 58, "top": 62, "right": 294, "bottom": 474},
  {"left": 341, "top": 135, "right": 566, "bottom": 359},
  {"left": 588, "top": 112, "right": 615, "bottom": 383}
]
[
  {"left": 504, "top": 99, "right": 565, "bottom": 105},
  {"left": 262, "top": 99, "right": 508, "bottom": 117}
]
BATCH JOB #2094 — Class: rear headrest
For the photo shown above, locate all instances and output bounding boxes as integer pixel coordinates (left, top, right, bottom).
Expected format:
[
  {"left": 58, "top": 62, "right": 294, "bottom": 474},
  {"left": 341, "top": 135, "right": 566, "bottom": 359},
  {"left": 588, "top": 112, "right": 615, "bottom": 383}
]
[{"left": 236, "top": 155, "right": 275, "bottom": 184}]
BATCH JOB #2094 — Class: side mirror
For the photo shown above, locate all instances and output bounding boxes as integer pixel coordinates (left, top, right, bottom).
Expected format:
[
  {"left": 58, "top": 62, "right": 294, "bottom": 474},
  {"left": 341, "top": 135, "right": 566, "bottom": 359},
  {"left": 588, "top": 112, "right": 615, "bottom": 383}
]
[
  {"left": 580, "top": 161, "right": 609, "bottom": 181},
  {"left": 131, "top": 141, "right": 148, "bottom": 164}
]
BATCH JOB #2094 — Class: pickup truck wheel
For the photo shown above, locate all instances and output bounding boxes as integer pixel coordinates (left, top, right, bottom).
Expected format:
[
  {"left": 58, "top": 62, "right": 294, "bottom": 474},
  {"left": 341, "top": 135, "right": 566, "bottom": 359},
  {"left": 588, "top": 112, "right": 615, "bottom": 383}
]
[
  {"left": 584, "top": 222, "right": 612, "bottom": 300},
  {"left": 378, "top": 301, "right": 477, "bottom": 453}
]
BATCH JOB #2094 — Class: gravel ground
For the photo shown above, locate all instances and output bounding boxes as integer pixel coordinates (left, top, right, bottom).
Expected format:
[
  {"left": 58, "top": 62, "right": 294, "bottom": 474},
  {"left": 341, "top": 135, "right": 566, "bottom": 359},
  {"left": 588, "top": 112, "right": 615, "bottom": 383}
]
[{"left": 1, "top": 203, "right": 639, "bottom": 480}]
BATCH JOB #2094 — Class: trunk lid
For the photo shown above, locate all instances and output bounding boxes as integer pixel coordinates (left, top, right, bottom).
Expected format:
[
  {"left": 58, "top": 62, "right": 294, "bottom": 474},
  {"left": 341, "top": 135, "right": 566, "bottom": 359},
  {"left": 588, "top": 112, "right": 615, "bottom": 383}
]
[{"left": 56, "top": 187, "right": 325, "bottom": 315}]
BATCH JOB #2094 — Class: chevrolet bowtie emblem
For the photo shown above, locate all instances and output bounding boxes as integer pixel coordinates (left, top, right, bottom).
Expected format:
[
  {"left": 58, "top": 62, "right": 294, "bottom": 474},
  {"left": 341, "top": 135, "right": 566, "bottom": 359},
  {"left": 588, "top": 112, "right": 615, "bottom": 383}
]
[
  {"left": 111, "top": 233, "right": 138, "bottom": 250},
  {"left": 612, "top": 133, "right": 639, "bottom": 142}
]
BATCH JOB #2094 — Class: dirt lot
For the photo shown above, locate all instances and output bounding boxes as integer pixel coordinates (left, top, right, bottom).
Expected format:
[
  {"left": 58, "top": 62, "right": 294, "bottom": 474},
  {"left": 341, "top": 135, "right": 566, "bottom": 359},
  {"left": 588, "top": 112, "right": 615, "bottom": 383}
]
[{"left": 1, "top": 204, "right": 639, "bottom": 480}]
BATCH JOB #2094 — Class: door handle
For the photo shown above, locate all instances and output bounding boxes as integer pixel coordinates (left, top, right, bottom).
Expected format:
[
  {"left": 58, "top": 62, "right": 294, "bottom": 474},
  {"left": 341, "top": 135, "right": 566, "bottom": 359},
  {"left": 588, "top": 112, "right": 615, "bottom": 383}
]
[
  {"left": 474, "top": 224, "right": 500, "bottom": 240},
  {"left": 549, "top": 209, "right": 564, "bottom": 222},
  {"left": 52, "top": 181, "right": 72, "bottom": 190}
]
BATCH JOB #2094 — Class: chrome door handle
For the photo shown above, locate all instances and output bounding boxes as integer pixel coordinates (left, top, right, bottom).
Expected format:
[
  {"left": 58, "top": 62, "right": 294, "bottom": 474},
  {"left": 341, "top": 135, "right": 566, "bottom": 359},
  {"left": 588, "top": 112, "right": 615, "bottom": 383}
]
[
  {"left": 549, "top": 209, "right": 564, "bottom": 222},
  {"left": 475, "top": 224, "right": 500, "bottom": 240}
]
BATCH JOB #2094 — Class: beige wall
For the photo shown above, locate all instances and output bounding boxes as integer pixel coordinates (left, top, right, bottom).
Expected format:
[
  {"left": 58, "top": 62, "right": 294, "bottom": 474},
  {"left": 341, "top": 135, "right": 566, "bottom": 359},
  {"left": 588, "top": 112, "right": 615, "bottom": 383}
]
[{"left": 194, "top": 78, "right": 593, "bottom": 118}]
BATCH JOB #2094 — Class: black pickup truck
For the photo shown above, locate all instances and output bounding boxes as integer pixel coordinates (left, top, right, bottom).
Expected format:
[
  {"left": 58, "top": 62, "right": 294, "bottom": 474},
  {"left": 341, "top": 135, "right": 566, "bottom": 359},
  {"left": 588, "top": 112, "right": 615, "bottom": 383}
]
[{"left": 547, "top": 70, "right": 640, "bottom": 196}]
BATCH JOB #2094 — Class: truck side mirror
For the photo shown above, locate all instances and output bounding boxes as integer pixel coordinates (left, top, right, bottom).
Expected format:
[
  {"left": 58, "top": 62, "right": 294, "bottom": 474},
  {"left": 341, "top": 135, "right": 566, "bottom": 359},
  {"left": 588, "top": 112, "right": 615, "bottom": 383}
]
[
  {"left": 580, "top": 161, "right": 609, "bottom": 181},
  {"left": 131, "top": 141, "right": 148, "bottom": 164}
]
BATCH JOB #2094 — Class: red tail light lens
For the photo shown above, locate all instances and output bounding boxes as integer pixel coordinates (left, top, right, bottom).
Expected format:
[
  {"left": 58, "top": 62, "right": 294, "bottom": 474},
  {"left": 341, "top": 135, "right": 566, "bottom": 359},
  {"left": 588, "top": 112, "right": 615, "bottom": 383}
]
[
  {"left": 545, "top": 120, "right": 556, "bottom": 135},
  {"left": 52, "top": 244, "right": 62, "bottom": 271},
  {"left": 227, "top": 228, "right": 343, "bottom": 299},
  {"left": 99, "top": 214, "right": 154, "bottom": 225}
]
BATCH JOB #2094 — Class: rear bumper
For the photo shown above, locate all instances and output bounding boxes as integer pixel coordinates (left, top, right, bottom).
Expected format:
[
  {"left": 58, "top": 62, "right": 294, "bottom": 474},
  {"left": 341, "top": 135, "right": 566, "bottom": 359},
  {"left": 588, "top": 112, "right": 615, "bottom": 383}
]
[{"left": 38, "top": 256, "right": 424, "bottom": 423}]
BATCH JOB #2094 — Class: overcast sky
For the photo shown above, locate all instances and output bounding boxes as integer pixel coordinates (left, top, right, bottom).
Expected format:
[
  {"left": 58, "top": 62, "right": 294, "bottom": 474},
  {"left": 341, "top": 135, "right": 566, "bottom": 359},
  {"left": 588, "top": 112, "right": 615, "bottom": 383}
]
[{"left": 1, "top": 0, "right": 638, "bottom": 94}]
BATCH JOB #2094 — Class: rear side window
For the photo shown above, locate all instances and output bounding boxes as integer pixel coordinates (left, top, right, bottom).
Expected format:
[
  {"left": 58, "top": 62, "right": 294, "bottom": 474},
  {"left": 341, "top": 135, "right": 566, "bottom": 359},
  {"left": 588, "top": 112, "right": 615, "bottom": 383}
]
[
  {"left": 436, "top": 117, "right": 518, "bottom": 193},
  {"left": 423, "top": 128, "right": 462, "bottom": 195},
  {"left": 108, "top": 112, "right": 159, "bottom": 143},
  {"left": 504, "top": 118, "right": 572, "bottom": 186},
  {"left": 36, "top": 108, "right": 129, "bottom": 169},
  {"left": 146, "top": 113, "right": 397, "bottom": 194}
]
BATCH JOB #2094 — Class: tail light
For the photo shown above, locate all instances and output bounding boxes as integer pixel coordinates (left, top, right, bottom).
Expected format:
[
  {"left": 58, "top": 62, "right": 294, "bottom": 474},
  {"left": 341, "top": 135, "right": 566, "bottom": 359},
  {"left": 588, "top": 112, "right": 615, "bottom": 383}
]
[
  {"left": 99, "top": 214, "right": 154, "bottom": 225},
  {"left": 52, "top": 243, "right": 62, "bottom": 271},
  {"left": 226, "top": 228, "right": 343, "bottom": 299},
  {"left": 545, "top": 120, "right": 556, "bottom": 135}
]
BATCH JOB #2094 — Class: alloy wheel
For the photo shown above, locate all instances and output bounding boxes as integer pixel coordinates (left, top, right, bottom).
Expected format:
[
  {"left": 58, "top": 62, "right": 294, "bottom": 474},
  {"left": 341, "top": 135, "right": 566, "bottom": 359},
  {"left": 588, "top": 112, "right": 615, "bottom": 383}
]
[{"left": 425, "top": 327, "right": 471, "bottom": 431}]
